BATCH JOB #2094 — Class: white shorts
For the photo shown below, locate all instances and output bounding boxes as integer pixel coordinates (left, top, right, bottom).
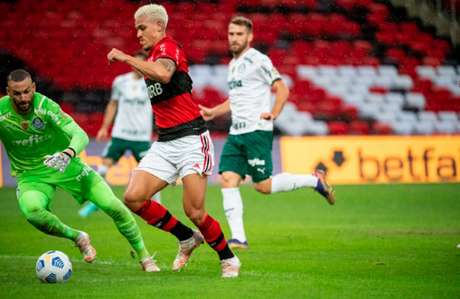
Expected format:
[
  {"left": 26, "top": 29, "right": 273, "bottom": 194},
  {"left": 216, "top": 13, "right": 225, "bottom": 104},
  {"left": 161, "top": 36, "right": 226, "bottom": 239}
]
[{"left": 137, "top": 131, "right": 214, "bottom": 184}]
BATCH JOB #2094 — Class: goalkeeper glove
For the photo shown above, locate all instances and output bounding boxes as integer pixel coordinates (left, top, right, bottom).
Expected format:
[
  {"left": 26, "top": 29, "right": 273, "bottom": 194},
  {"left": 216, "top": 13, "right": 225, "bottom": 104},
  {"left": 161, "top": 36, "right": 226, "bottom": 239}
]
[{"left": 44, "top": 148, "right": 75, "bottom": 172}]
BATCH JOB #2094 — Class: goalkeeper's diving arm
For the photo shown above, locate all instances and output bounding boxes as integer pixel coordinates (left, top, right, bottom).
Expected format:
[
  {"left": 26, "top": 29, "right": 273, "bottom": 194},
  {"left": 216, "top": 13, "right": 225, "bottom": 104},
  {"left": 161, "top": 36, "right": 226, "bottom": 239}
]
[{"left": 61, "top": 121, "right": 89, "bottom": 158}]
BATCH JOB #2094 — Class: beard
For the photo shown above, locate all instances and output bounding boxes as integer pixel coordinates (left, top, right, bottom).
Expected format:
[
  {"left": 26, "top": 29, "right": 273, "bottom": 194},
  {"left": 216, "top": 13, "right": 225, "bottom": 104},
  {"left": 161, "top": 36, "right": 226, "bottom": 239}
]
[
  {"left": 230, "top": 40, "right": 248, "bottom": 56},
  {"left": 14, "top": 100, "right": 31, "bottom": 113}
]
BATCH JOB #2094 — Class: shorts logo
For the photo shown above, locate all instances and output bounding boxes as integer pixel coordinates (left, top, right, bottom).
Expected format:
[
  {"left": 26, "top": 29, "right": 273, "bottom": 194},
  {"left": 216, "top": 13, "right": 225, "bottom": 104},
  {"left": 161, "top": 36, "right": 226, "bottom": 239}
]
[
  {"left": 32, "top": 117, "right": 45, "bottom": 130},
  {"left": 248, "top": 158, "right": 265, "bottom": 167}
]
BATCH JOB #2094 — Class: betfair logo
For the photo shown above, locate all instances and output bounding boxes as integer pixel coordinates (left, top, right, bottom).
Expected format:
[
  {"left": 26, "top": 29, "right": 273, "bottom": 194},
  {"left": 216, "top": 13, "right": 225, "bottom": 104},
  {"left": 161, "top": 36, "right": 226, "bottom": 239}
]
[
  {"left": 358, "top": 148, "right": 458, "bottom": 182},
  {"left": 280, "top": 136, "right": 460, "bottom": 185}
]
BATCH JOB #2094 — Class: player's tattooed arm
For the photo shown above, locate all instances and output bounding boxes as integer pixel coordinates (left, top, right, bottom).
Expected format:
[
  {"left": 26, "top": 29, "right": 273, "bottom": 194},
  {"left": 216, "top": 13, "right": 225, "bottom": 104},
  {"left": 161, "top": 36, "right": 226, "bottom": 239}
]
[
  {"left": 157, "top": 58, "right": 176, "bottom": 76},
  {"left": 107, "top": 48, "right": 177, "bottom": 84},
  {"left": 138, "top": 57, "right": 176, "bottom": 84}
]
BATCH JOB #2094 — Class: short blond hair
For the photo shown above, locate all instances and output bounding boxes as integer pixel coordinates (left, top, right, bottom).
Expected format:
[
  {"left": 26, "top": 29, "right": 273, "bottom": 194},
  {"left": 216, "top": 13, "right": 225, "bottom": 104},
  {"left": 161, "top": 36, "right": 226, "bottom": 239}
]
[
  {"left": 230, "top": 16, "right": 253, "bottom": 33},
  {"left": 134, "top": 4, "right": 168, "bottom": 29}
]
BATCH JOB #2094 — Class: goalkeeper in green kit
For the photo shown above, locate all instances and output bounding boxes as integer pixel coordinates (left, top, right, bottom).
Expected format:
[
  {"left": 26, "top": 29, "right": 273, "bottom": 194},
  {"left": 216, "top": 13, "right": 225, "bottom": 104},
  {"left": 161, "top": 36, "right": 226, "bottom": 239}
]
[{"left": 0, "top": 69, "right": 159, "bottom": 272}]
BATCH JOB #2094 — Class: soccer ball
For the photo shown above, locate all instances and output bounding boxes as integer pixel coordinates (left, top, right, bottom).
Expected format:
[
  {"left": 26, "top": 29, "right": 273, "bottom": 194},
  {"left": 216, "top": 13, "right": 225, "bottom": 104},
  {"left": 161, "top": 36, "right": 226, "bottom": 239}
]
[{"left": 35, "top": 250, "right": 72, "bottom": 283}]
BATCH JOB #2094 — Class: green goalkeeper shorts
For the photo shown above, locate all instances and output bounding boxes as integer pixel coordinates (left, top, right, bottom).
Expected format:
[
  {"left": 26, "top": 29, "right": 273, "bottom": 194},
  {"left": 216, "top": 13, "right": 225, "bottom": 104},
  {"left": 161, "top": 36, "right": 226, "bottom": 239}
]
[
  {"left": 16, "top": 157, "right": 104, "bottom": 205},
  {"left": 218, "top": 130, "right": 273, "bottom": 183}
]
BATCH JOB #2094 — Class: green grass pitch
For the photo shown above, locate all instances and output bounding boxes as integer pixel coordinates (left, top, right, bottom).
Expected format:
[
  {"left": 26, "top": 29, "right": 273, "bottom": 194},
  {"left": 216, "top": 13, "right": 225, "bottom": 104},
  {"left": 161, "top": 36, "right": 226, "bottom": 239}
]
[{"left": 0, "top": 184, "right": 459, "bottom": 298}]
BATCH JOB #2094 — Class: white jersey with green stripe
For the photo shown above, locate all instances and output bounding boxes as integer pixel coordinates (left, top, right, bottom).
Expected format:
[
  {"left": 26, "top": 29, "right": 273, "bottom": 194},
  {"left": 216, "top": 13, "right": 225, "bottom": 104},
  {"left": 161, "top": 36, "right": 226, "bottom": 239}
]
[
  {"left": 227, "top": 48, "right": 282, "bottom": 135},
  {"left": 111, "top": 72, "right": 152, "bottom": 141},
  {"left": 0, "top": 92, "right": 77, "bottom": 175}
]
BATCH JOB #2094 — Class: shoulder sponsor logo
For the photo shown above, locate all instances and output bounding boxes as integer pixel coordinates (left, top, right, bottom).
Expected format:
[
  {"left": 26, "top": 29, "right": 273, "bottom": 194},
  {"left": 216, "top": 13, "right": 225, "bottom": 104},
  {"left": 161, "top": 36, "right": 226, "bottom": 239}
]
[{"left": 36, "top": 108, "right": 61, "bottom": 123}]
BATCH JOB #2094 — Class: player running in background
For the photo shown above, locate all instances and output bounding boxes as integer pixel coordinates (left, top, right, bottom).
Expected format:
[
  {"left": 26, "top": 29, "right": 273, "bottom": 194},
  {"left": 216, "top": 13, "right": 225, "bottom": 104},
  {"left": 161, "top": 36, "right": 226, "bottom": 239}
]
[
  {"left": 78, "top": 50, "right": 160, "bottom": 218},
  {"left": 199, "top": 16, "right": 335, "bottom": 249},
  {"left": 106, "top": 4, "right": 240, "bottom": 277},
  {"left": 0, "top": 69, "right": 159, "bottom": 272}
]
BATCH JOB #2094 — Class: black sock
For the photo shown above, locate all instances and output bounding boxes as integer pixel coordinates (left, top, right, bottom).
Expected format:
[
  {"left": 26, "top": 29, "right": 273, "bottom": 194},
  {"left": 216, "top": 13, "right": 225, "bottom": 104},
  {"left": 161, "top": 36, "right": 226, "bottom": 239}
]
[
  {"left": 217, "top": 245, "right": 234, "bottom": 260},
  {"left": 170, "top": 222, "right": 194, "bottom": 241}
]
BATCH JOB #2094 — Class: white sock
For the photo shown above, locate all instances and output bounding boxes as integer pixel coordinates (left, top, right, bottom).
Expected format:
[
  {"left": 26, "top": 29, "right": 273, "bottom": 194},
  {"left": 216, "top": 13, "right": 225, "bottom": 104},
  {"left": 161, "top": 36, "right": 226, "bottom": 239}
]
[
  {"left": 271, "top": 173, "right": 318, "bottom": 193},
  {"left": 97, "top": 164, "right": 109, "bottom": 178},
  {"left": 222, "top": 188, "right": 246, "bottom": 242},
  {"left": 151, "top": 192, "right": 161, "bottom": 203}
]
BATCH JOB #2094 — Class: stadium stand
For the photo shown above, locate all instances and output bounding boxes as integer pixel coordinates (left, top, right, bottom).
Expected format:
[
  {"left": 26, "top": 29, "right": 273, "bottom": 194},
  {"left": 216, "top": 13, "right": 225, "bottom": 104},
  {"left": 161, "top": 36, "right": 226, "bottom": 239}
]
[{"left": 0, "top": 0, "right": 458, "bottom": 135}]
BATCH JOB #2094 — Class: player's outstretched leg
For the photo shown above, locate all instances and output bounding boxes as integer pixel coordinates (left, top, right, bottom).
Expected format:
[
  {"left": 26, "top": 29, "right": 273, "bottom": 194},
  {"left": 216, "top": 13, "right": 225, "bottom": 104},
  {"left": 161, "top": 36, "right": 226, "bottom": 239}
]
[
  {"left": 269, "top": 171, "right": 335, "bottom": 205},
  {"left": 87, "top": 180, "right": 159, "bottom": 272},
  {"left": 132, "top": 199, "right": 201, "bottom": 271},
  {"left": 18, "top": 190, "right": 96, "bottom": 261}
]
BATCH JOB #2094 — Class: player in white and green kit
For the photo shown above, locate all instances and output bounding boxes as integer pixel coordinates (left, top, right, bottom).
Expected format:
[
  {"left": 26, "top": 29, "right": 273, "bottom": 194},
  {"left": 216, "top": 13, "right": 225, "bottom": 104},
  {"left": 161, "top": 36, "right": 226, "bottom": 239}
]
[
  {"left": 0, "top": 69, "right": 158, "bottom": 271},
  {"left": 79, "top": 51, "right": 160, "bottom": 217},
  {"left": 200, "top": 17, "right": 335, "bottom": 249}
]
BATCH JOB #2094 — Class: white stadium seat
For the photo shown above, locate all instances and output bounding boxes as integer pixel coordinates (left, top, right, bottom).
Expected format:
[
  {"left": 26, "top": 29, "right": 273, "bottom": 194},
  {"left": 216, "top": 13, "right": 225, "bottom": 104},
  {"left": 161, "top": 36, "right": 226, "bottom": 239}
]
[
  {"left": 405, "top": 93, "right": 426, "bottom": 110},
  {"left": 438, "top": 111, "right": 458, "bottom": 121},
  {"left": 413, "top": 121, "right": 435, "bottom": 135},
  {"left": 416, "top": 65, "right": 436, "bottom": 79},
  {"left": 437, "top": 65, "right": 457, "bottom": 76},
  {"left": 357, "top": 66, "right": 377, "bottom": 77},
  {"left": 338, "top": 65, "right": 357, "bottom": 77},
  {"left": 296, "top": 65, "right": 317, "bottom": 80},
  {"left": 418, "top": 111, "right": 437, "bottom": 122},
  {"left": 385, "top": 93, "right": 405, "bottom": 106},
  {"left": 391, "top": 121, "right": 414, "bottom": 135},
  {"left": 434, "top": 120, "right": 457, "bottom": 134},
  {"left": 378, "top": 65, "right": 398, "bottom": 77}
]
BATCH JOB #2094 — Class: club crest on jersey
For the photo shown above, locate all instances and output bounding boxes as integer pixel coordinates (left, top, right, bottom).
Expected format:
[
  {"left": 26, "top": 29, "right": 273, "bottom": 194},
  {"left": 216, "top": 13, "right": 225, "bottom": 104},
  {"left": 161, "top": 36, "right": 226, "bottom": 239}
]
[
  {"left": 20, "top": 121, "right": 29, "bottom": 130},
  {"left": 32, "top": 117, "right": 45, "bottom": 130},
  {"left": 238, "top": 63, "right": 246, "bottom": 73}
]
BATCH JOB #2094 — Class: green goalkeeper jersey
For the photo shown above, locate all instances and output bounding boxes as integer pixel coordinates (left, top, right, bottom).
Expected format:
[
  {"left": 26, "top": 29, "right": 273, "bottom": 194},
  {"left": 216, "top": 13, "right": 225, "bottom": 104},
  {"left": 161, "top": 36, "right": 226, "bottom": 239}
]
[{"left": 0, "top": 92, "right": 88, "bottom": 176}]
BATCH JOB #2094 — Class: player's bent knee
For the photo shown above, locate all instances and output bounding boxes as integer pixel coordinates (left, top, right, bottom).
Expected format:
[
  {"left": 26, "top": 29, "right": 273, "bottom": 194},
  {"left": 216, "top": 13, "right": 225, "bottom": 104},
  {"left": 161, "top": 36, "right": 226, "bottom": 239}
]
[
  {"left": 123, "top": 191, "right": 144, "bottom": 211},
  {"left": 254, "top": 180, "right": 271, "bottom": 194},
  {"left": 22, "top": 207, "right": 44, "bottom": 222},
  {"left": 18, "top": 191, "right": 48, "bottom": 218},
  {"left": 220, "top": 173, "right": 240, "bottom": 188},
  {"left": 185, "top": 209, "right": 205, "bottom": 226}
]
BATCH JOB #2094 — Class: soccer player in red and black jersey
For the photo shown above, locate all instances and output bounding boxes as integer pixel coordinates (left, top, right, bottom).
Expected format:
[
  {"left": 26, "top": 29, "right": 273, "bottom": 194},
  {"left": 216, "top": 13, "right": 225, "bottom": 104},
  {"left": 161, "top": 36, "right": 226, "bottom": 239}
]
[{"left": 107, "top": 4, "right": 240, "bottom": 278}]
